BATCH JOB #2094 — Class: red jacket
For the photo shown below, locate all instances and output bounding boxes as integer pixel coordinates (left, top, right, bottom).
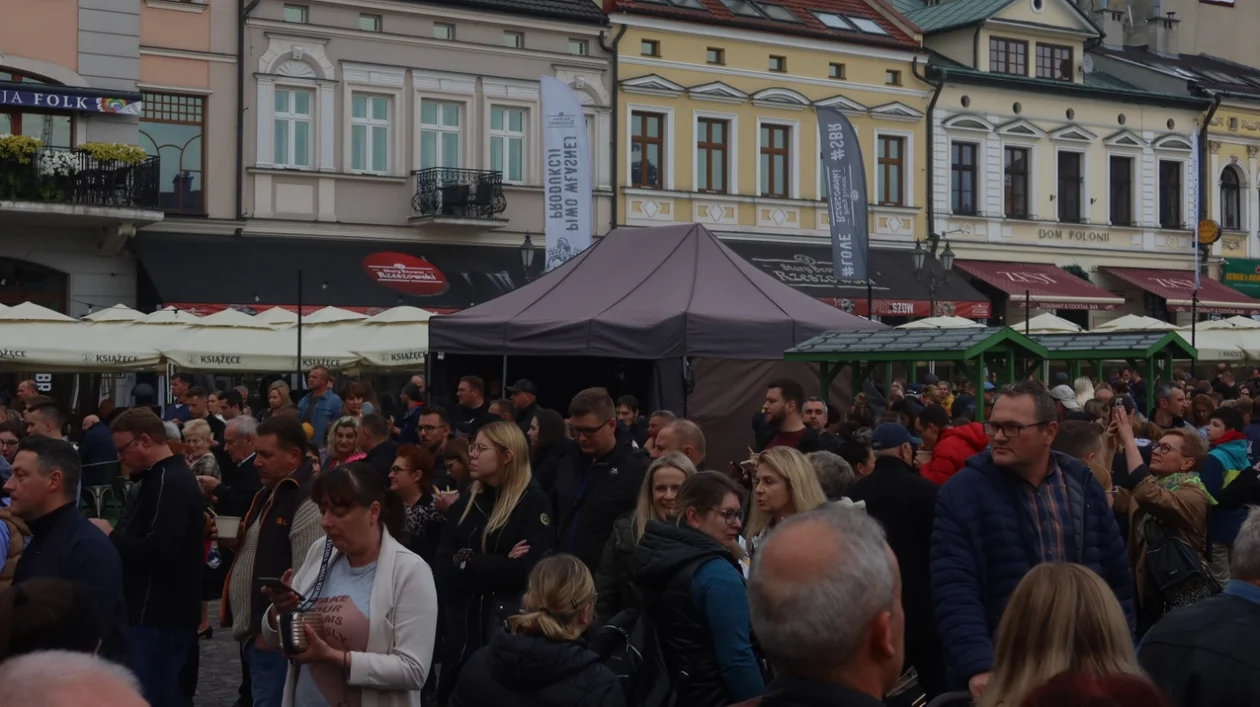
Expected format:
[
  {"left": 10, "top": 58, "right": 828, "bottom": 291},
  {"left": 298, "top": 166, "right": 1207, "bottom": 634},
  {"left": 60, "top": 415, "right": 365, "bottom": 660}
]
[{"left": 920, "top": 422, "right": 989, "bottom": 485}]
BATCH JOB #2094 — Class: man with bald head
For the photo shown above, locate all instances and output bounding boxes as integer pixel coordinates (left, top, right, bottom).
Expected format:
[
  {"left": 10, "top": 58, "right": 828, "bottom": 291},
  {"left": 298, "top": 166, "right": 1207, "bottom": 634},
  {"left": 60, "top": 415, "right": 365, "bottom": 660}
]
[
  {"left": 742, "top": 505, "right": 904, "bottom": 707},
  {"left": 653, "top": 419, "right": 706, "bottom": 467}
]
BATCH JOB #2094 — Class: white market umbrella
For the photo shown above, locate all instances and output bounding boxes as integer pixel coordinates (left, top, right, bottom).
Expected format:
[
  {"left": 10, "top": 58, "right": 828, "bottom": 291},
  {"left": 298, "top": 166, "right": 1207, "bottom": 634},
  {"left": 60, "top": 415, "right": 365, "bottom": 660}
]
[
  {"left": 1181, "top": 329, "right": 1248, "bottom": 361},
  {"left": 141, "top": 306, "right": 201, "bottom": 325},
  {"left": 1196, "top": 316, "right": 1260, "bottom": 331},
  {"left": 338, "top": 306, "right": 432, "bottom": 369},
  {"left": 82, "top": 304, "right": 143, "bottom": 323},
  {"left": 162, "top": 308, "right": 361, "bottom": 372},
  {"left": 255, "top": 307, "right": 299, "bottom": 327},
  {"left": 1011, "top": 312, "right": 1083, "bottom": 334},
  {"left": 896, "top": 316, "right": 983, "bottom": 329},
  {"left": 1094, "top": 314, "right": 1179, "bottom": 332},
  {"left": 301, "top": 307, "right": 368, "bottom": 325},
  {"left": 0, "top": 302, "right": 162, "bottom": 371}
]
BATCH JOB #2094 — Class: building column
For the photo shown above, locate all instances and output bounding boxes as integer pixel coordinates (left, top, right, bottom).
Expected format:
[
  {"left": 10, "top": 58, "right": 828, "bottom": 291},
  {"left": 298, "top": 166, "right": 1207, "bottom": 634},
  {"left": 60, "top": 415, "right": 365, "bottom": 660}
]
[
  {"left": 1249, "top": 145, "right": 1258, "bottom": 258},
  {"left": 318, "top": 82, "right": 336, "bottom": 172},
  {"left": 1210, "top": 141, "right": 1222, "bottom": 225},
  {"left": 255, "top": 77, "right": 275, "bottom": 168}
]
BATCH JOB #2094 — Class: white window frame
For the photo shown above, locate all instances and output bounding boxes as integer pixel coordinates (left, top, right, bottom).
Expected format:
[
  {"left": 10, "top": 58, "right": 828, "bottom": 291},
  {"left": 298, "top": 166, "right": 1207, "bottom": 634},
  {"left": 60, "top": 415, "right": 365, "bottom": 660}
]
[
  {"left": 569, "top": 38, "right": 589, "bottom": 56},
  {"left": 693, "top": 110, "right": 738, "bottom": 195},
  {"left": 1105, "top": 150, "right": 1138, "bottom": 227},
  {"left": 418, "top": 98, "right": 465, "bottom": 170},
  {"left": 503, "top": 31, "right": 524, "bottom": 48},
  {"left": 282, "top": 4, "right": 307, "bottom": 23},
  {"left": 349, "top": 92, "right": 392, "bottom": 175},
  {"left": 947, "top": 138, "right": 982, "bottom": 216},
  {"left": 625, "top": 103, "right": 675, "bottom": 191},
  {"left": 756, "top": 117, "right": 799, "bottom": 200},
  {"left": 433, "top": 23, "right": 454, "bottom": 40},
  {"left": 1054, "top": 146, "right": 1088, "bottom": 224},
  {"left": 489, "top": 105, "right": 528, "bottom": 184},
  {"left": 359, "top": 13, "right": 381, "bottom": 31},
  {"left": 340, "top": 64, "right": 406, "bottom": 177},
  {"left": 273, "top": 86, "right": 314, "bottom": 169},
  {"left": 1220, "top": 162, "right": 1249, "bottom": 232},
  {"left": 873, "top": 128, "right": 914, "bottom": 208}
]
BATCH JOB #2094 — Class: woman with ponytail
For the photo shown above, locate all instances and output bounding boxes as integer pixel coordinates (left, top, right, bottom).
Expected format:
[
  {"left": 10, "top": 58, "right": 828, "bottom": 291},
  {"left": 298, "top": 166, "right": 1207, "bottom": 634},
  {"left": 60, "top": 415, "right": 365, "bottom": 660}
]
[
  {"left": 450, "top": 554, "right": 625, "bottom": 707},
  {"left": 436, "top": 420, "right": 554, "bottom": 702},
  {"left": 260, "top": 461, "right": 439, "bottom": 707}
]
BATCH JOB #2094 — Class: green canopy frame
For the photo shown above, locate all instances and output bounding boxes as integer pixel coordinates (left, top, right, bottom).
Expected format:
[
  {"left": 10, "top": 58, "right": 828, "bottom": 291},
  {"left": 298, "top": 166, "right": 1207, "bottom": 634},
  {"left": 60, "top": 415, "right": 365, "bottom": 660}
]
[
  {"left": 784, "top": 327, "right": 1051, "bottom": 420},
  {"left": 1030, "top": 332, "right": 1199, "bottom": 411}
]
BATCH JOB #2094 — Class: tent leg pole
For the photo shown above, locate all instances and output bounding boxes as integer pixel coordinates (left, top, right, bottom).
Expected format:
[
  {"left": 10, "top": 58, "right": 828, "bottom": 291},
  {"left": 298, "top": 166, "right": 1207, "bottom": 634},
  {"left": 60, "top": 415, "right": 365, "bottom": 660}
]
[{"left": 501, "top": 355, "right": 508, "bottom": 392}]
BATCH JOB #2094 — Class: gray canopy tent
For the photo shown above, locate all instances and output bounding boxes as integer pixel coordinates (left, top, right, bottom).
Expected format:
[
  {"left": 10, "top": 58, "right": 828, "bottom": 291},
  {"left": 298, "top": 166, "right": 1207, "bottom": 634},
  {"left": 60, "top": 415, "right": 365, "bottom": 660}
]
[{"left": 428, "top": 223, "right": 881, "bottom": 465}]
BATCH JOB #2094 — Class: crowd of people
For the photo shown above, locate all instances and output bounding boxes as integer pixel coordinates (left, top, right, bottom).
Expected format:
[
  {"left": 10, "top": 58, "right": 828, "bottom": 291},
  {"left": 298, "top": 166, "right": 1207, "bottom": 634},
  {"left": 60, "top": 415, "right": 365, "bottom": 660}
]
[{"left": 2, "top": 363, "right": 1260, "bottom": 707}]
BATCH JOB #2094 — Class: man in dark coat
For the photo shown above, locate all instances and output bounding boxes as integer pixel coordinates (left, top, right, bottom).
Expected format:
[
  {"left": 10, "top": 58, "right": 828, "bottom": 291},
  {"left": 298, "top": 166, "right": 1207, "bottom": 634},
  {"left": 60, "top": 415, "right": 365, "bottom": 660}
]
[
  {"left": 1140, "top": 507, "right": 1260, "bottom": 706},
  {"left": 508, "top": 379, "right": 541, "bottom": 439},
  {"left": 846, "top": 424, "right": 944, "bottom": 700},
  {"left": 931, "top": 380, "right": 1133, "bottom": 702},
  {"left": 358, "top": 413, "right": 400, "bottom": 479},
  {"left": 553, "top": 388, "right": 647, "bottom": 572},
  {"left": 453, "top": 375, "right": 500, "bottom": 439}
]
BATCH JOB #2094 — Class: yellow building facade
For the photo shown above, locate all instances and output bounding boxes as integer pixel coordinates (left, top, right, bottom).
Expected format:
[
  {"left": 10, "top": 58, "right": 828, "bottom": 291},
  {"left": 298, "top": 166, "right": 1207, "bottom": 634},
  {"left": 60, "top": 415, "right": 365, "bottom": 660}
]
[{"left": 1208, "top": 102, "right": 1260, "bottom": 261}]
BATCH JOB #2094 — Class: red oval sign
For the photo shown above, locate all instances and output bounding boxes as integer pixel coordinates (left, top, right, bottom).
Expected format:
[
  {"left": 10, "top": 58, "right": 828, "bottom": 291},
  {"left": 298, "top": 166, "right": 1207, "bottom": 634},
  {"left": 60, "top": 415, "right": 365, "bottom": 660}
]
[{"left": 362, "top": 252, "right": 449, "bottom": 297}]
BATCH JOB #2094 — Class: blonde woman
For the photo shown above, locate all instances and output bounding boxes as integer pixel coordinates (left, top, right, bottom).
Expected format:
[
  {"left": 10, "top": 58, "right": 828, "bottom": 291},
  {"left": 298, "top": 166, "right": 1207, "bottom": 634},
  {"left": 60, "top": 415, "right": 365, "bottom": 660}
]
[
  {"left": 259, "top": 380, "right": 296, "bottom": 422},
  {"left": 435, "top": 420, "right": 554, "bottom": 704},
  {"left": 593, "top": 452, "right": 697, "bottom": 619},
  {"left": 450, "top": 555, "right": 625, "bottom": 707},
  {"left": 1074, "top": 376, "right": 1097, "bottom": 411},
  {"left": 182, "top": 418, "right": 220, "bottom": 480},
  {"left": 321, "top": 416, "right": 362, "bottom": 469},
  {"left": 980, "top": 563, "right": 1143, "bottom": 707},
  {"left": 746, "top": 446, "right": 828, "bottom": 554}
]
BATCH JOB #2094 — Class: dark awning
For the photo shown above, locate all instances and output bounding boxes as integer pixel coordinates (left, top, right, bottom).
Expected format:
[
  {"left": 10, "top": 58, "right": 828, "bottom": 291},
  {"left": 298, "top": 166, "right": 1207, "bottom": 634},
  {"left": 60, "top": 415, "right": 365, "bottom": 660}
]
[
  {"left": 956, "top": 260, "right": 1125, "bottom": 310},
  {"left": 1103, "top": 267, "right": 1260, "bottom": 315},
  {"left": 133, "top": 233, "right": 543, "bottom": 311},
  {"left": 723, "top": 240, "right": 992, "bottom": 318},
  {"left": 0, "top": 80, "right": 143, "bottom": 115}
]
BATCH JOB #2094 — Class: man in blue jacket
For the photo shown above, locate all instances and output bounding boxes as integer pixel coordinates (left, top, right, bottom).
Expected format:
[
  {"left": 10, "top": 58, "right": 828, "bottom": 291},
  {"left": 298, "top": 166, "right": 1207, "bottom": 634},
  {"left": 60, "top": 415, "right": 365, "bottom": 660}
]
[
  {"left": 1203, "top": 406, "right": 1250, "bottom": 584},
  {"left": 931, "top": 379, "right": 1133, "bottom": 702}
]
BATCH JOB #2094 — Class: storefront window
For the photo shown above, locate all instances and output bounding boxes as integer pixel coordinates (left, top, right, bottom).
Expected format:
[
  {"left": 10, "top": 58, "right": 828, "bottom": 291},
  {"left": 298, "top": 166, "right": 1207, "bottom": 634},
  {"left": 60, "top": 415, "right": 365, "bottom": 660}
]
[
  {"left": 0, "top": 69, "right": 73, "bottom": 148},
  {"left": 0, "top": 257, "right": 67, "bottom": 312},
  {"left": 139, "top": 92, "right": 205, "bottom": 215}
]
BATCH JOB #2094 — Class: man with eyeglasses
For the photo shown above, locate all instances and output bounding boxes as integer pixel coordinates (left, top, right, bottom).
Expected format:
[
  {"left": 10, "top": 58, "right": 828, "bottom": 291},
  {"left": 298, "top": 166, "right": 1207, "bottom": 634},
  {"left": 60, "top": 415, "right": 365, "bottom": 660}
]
[
  {"left": 0, "top": 420, "right": 22, "bottom": 483},
  {"left": 553, "top": 387, "right": 648, "bottom": 572},
  {"left": 930, "top": 379, "right": 1132, "bottom": 703}
]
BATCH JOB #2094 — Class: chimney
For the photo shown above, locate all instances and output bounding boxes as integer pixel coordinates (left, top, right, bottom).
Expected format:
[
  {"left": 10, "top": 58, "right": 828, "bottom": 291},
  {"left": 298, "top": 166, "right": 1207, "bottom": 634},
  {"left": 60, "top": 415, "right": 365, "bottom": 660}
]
[
  {"left": 1096, "top": 8, "right": 1127, "bottom": 48},
  {"left": 1146, "top": 11, "right": 1180, "bottom": 57}
]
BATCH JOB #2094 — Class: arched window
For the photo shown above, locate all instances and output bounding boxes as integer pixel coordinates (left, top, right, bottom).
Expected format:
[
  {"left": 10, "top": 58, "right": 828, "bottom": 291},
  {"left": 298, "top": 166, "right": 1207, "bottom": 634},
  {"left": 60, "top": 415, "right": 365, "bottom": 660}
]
[
  {"left": 1222, "top": 167, "right": 1242, "bottom": 230},
  {"left": 0, "top": 68, "right": 73, "bottom": 147}
]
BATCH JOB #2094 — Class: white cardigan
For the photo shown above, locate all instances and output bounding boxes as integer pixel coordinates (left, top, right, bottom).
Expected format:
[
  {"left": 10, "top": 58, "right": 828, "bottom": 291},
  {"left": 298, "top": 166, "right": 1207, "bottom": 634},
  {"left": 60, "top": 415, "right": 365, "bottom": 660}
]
[{"left": 260, "top": 531, "right": 438, "bottom": 707}]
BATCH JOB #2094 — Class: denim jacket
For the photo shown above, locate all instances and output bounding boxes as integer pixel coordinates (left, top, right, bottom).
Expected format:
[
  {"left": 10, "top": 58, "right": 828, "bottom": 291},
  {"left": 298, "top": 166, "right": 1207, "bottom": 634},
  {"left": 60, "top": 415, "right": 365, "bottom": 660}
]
[{"left": 298, "top": 391, "right": 342, "bottom": 447}]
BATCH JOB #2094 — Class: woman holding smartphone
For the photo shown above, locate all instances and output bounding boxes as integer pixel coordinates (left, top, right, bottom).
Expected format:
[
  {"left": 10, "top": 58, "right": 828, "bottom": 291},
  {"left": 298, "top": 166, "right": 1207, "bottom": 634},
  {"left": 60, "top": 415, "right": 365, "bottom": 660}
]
[
  {"left": 261, "top": 462, "right": 438, "bottom": 707},
  {"left": 435, "top": 421, "right": 554, "bottom": 704}
]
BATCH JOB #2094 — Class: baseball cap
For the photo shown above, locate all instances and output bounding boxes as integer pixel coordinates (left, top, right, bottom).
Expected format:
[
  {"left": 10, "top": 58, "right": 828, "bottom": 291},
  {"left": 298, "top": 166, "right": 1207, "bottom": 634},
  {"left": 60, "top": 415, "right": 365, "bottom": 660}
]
[
  {"left": 983, "top": 381, "right": 997, "bottom": 391},
  {"left": 871, "top": 423, "right": 913, "bottom": 451},
  {"left": 507, "top": 379, "right": 537, "bottom": 395},
  {"left": 1049, "top": 384, "right": 1080, "bottom": 411}
]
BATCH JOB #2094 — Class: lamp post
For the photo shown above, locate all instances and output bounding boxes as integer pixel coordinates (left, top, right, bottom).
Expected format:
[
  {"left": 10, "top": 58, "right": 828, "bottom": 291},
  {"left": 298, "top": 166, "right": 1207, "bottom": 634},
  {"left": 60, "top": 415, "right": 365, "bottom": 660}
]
[
  {"left": 521, "top": 232, "right": 536, "bottom": 282},
  {"left": 912, "top": 238, "right": 955, "bottom": 317}
]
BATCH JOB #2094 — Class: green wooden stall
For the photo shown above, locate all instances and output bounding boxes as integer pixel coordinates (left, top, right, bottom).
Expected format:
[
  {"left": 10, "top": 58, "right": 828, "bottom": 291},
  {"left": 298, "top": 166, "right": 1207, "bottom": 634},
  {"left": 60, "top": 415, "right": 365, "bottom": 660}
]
[
  {"left": 784, "top": 327, "right": 1050, "bottom": 420},
  {"left": 1030, "top": 331, "right": 1199, "bottom": 411}
]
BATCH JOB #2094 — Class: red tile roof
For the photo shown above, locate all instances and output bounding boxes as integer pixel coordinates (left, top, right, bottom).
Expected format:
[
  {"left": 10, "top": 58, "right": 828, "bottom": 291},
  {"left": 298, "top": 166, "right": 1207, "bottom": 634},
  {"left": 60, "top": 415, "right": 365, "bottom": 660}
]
[{"left": 607, "top": 0, "right": 920, "bottom": 50}]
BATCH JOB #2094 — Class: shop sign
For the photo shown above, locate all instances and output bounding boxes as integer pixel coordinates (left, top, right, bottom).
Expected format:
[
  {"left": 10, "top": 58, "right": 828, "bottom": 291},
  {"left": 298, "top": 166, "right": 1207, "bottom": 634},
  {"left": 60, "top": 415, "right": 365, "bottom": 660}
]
[
  {"left": 362, "top": 252, "right": 449, "bottom": 297},
  {"left": 1037, "top": 227, "right": 1111, "bottom": 243},
  {"left": 82, "top": 353, "right": 140, "bottom": 365},
  {"left": 1223, "top": 258, "right": 1260, "bottom": 298},
  {"left": 191, "top": 354, "right": 242, "bottom": 366},
  {"left": 0, "top": 348, "right": 28, "bottom": 359},
  {"left": 0, "top": 88, "right": 142, "bottom": 115},
  {"left": 385, "top": 350, "right": 426, "bottom": 363}
]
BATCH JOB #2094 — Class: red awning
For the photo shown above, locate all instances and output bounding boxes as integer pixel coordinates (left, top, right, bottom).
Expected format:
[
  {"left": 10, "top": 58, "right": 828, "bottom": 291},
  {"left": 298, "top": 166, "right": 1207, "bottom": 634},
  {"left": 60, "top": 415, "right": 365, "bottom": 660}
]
[
  {"left": 955, "top": 261, "right": 1125, "bottom": 310},
  {"left": 1102, "top": 267, "right": 1260, "bottom": 315}
]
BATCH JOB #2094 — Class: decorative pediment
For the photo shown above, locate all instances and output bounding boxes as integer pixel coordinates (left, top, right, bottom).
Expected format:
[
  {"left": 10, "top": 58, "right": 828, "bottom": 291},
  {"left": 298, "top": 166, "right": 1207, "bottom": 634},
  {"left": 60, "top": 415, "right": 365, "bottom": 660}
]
[
  {"left": 996, "top": 118, "right": 1046, "bottom": 139},
  {"left": 620, "top": 74, "right": 685, "bottom": 96},
  {"left": 869, "top": 101, "right": 923, "bottom": 122},
  {"left": 687, "top": 81, "right": 748, "bottom": 104},
  {"left": 1050, "top": 124, "right": 1097, "bottom": 143},
  {"left": 751, "top": 87, "right": 811, "bottom": 110},
  {"left": 942, "top": 114, "right": 995, "bottom": 132},
  {"left": 1153, "top": 133, "right": 1193, "bottom": 151},
  {"left": 1104, "top": 129, "right": 1148, "bottom": 148},
  {"left": 814, "top": 95, "right": 868, "bottom": 114}
]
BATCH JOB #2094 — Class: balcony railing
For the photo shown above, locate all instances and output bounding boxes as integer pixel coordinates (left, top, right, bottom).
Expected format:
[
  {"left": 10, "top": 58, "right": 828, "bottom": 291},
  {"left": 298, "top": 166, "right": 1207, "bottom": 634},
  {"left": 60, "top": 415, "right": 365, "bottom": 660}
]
[
  {"left": 0, "top": 146, "right": 161, "bottom": 210},
  {"left": 411, "top": 167, "right": 507, "bottom": 221}
]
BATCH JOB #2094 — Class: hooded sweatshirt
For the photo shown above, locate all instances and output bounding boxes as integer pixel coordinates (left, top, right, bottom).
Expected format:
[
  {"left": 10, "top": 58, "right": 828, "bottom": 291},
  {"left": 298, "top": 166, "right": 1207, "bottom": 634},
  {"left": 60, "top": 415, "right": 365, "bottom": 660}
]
[
  {"left": 1204, "top": 430, "right": 1250, "bottom": 546},
  {"left": 920, "top": 422, "right": 990, "bottom": 485},
  {"left": 451, "top": 632, "right": 626, "bottom": 707}
]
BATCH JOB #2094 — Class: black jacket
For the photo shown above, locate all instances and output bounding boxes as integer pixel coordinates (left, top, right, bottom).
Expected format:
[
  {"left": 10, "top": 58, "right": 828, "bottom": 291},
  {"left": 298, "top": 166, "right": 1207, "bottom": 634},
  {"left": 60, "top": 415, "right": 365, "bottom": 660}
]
[
  {"left": 13, "top": 501, "right": 129, "bottom": 662},
  {"left": 363, "top": 438, "right": 400, "bottom": 479},
  {"left": 533, "top": 438, "right": 575, "bottom": 493},
  {"left": 436, "top": 481, "right": 556, "bottom": 674},
  {"left": 744, "top": 676, "right": 886, "bottom": 707},
  {"left": 453, "top": 403, "right": 499, "bottom": 439},
  {"left": 451, "top": 632, "right": 626, "bottom": 707},
  {"left": 213, "top": 453, "right": 262, "bottom": 518},
  {"left": 845, "top": 455, "right": 945, "bottom": 698},
  {"left": 110, "top": 454, "right": 205, "bottom": 630},
  {"left": 398, "top": 404, "right": 424, "bottom": 446},
  {"left": 593, "top": 513, "right": 639, "bottom": 620},
  {"left": 1139, "top": 586, "right": 1260, "bottom": 706},
  {"left": 77, "top": 422, "right": 119, "bottom": 486},
  {"left": 751, "top": 413, "right": 823, "bottom": 454},
  {"left": 515, "top": 403, "right": 540, "bottom": 439},
  {"left": 552, "top": 429, "right": 648, "bottom": 572}
]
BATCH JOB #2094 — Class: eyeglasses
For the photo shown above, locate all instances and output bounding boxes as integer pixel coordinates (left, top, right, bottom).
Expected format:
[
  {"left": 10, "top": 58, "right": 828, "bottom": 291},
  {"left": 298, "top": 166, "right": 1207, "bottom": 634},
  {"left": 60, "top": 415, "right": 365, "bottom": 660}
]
[
  {"left": 115, "top": 436, "right": 142, "bottom": 456},
  {"left": 570, "top": 419, "right": 611, "bottom": 438},
  {"left": 1151, "top": 443, "right": 1181, "bottom": 455},
  {"left": 982, "top": 420, "right": 1053, "bottom": 438},
  {"left": 716, "top": 508, "right": 742, "bottom": 525},
  {"left": 389, "top": 465, "right": 414, "bottom": 474},
  {"left": 0, "top": 439, "right": 17, "bottom": 447},
  {"left": 472, "top": 444, "right": 495, "bottom": 454}
]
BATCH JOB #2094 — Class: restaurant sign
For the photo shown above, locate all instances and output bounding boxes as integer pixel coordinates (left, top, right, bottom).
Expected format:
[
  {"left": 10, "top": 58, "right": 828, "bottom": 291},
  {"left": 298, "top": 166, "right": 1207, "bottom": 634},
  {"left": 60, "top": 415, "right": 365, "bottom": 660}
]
[
  {"left": 1223, "top": 258, "right": 1260, "bottom": 298},
  {"left": 0, "top": 88, "right": 142, "bottom": 115}
]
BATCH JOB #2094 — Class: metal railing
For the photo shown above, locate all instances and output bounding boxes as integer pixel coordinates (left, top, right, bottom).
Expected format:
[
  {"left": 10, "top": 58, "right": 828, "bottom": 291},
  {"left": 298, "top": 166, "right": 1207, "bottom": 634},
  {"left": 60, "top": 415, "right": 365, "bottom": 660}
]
[
  {"left": 0, "top": 146, "right": 161, "bottom": 209},
  {"left": 411, "top": 167, "right": 506, "bottom": 220}
]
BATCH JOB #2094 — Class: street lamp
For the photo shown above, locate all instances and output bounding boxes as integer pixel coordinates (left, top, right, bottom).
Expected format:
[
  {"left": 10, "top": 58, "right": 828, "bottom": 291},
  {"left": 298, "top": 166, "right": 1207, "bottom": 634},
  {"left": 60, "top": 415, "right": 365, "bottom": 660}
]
[
  {"left": 521, "top": 232, "right": 536, "bottom": 282},
  {"left": 912, "top": 237, "right": 954, "bottom": 317}
]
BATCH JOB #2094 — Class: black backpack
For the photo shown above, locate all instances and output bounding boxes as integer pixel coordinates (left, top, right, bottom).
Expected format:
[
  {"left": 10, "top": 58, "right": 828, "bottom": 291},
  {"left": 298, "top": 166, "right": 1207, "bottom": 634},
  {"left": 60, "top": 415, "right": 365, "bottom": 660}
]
[{"left": 591, "top": 606, "right": 679, "bottom": 707}]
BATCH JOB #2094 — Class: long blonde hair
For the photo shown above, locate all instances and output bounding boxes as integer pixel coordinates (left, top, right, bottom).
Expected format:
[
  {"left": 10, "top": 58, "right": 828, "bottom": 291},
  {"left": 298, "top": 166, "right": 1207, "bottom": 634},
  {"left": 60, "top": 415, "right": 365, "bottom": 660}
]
[
  {"left": 745, "top": 446, "right": 828, "bottom": 540},
  {"left": 507, "top": 554, "right": 596, "bottom": 642},
  {"left": 459, "top": 420, "right": 533, "bottom": 551},
  {"left": 632, "top": 452, "right": 698, "bottom": 542},
  {"left": 981, "top": 563, "right": 1142, "bottom": 707}
]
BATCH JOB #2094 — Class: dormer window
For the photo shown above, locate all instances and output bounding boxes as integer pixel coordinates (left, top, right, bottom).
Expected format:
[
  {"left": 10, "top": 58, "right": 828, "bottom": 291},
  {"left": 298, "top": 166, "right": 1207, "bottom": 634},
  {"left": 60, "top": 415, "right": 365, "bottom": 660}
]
[
  {"left": 990, "top": 37, "right": 1027, "bottom": 76},
  {"left": 1036, "top": 44, "right": 1073, "bottom": 80}
]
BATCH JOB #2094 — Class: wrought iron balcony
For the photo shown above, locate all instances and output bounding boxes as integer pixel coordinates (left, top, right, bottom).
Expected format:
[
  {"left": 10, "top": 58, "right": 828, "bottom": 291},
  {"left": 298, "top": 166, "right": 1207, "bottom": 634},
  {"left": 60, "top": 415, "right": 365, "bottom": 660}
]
[
  {"left": 0, "top": 146, "right": 161, "bottom": 210},
  {"left": 411, "top": 167, "right": 507, "bottom": 222}
]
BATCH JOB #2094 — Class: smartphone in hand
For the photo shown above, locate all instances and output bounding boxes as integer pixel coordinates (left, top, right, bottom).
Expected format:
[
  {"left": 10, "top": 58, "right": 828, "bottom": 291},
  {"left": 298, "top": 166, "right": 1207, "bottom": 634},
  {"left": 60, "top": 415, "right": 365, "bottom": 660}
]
[{"left": 258, "top": 577, "right": 304, "bottom": 601}]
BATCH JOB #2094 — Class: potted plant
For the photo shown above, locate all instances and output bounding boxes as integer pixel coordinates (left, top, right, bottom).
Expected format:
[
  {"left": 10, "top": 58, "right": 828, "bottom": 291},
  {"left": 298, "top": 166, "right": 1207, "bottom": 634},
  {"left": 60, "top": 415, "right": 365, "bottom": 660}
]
[
  {"left": 77, "top": 142, "right": 148, "bottom": 165},
  {"left": 0, "top": 135, "right": 42, "bottom": 200}
]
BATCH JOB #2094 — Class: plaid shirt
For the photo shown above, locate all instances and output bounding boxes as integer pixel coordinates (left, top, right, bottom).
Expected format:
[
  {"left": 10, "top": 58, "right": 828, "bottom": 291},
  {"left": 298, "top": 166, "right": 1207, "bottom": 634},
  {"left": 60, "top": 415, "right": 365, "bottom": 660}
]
[{"left": 1023, "top": 458, "right": 1072, "bottom": 563}]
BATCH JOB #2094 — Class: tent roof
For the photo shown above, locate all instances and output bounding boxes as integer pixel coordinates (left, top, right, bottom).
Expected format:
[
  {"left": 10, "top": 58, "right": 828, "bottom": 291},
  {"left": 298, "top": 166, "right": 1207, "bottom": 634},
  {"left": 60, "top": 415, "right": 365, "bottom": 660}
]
[
  {"left": 896, "top": 316, "right": 983, "bottom": 329},
  {"left": 786, "top": 327, "right": 1048, "bottom": 362},
  {"left": 428, "top": 223, "right": 882, "bottom": 359},
  {"left": 1031, "top": 332, "right": 1198, "bottom": 360}
]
